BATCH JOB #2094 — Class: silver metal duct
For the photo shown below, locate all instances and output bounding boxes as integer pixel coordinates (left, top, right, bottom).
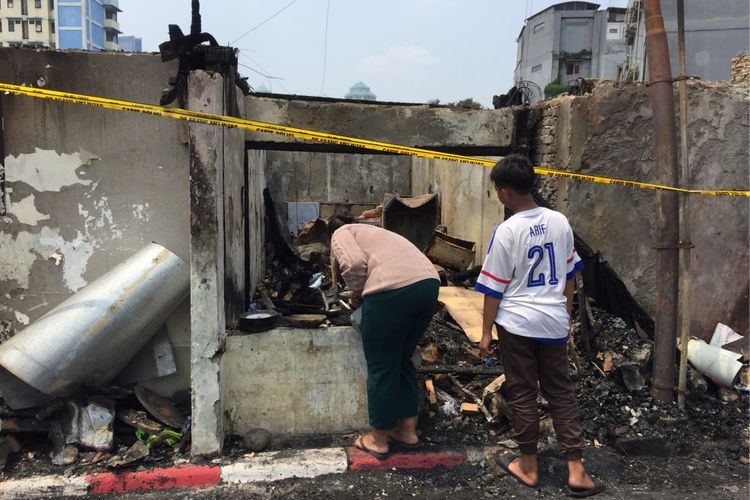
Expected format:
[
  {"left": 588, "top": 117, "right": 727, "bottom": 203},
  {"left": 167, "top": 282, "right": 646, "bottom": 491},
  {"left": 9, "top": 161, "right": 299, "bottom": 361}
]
[{"left": 0, "top": 243, "right": 189, "bottom": 397}]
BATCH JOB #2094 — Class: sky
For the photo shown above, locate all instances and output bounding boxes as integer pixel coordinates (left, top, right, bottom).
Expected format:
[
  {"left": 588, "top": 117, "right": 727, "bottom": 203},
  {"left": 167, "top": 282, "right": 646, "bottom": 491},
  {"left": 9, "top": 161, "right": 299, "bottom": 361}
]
[{"left": 119, "top": 0, "right": 627, "bottom": 107}]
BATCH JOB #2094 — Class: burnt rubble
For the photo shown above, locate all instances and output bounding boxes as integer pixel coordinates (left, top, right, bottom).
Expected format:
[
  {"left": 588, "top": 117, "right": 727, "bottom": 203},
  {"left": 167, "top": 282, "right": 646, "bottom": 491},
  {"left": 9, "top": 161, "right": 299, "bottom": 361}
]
[
  {"left": 0, "top": 385, "right": 191, "bottom": 478},
  {"left": 415, "top": 305, "right": 750, "bottom": 463}
]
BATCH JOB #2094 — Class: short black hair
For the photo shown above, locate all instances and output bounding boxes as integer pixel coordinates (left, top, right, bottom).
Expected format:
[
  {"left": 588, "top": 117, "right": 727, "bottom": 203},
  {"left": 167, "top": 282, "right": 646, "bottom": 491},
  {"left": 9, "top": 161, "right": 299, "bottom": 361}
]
[
  {"left": 490, "top": 154, "right": 536, "bottom": 194},
  {"left": 327, "top": 211, "right": 356, "bottom": 239}
]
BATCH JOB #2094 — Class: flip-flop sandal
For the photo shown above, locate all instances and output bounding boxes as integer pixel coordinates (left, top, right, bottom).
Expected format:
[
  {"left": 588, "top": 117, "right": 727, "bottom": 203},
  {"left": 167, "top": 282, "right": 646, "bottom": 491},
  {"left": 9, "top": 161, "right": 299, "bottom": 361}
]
[
  {"left": 494, "top": 452, "right": 539, "bottom": 488},
  {"left": 566, "top": 481, "right": 605, "bottom": 497},
  {"left": 353, "top": 436, "right": 390, "bottom": 460},
  {"left": 390, "top": 439, "right": 422, "bottom": 452}
]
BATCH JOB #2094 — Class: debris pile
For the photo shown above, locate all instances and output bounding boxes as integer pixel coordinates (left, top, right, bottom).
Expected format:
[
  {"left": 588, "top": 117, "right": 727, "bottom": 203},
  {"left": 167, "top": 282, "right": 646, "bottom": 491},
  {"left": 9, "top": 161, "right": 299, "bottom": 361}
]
[
  {"left": 0, "top": 384, "right": 189, "bottom": 476},
  {"left": 250, "top": 195, "right": 748, "bottom": 467},
  {"left": 414, "top": 303, "right": 749, "bottom": 462},
  {"left": 0, "top": 244, "right": 192, "bottom": 476}
]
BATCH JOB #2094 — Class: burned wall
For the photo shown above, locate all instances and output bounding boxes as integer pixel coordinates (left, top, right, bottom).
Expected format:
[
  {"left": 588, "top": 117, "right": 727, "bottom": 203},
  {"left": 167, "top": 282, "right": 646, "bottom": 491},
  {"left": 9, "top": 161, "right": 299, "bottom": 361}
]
[
  {"left": 244, "top": 95, "right": 516, "bottom": 149},
  {"left": 264, "top": 151, "right": 412, "bottom": 206},
  {"left": 248, "top": 94, "right": 518, "bottom": 233},
  {"left": 546, "top": 81, "right": 749, "bottom": 339},
  {"left": 411, "top": 157, "right": 505, "bottom": 265},
  {"left": 0, "top": 49, "right": 192, "bottom": 395}
]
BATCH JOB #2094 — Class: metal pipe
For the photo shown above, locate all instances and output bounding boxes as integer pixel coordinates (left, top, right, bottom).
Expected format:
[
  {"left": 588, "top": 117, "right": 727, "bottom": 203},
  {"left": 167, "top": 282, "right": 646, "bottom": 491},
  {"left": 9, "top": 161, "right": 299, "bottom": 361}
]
[
  {"left": 0, "top": 243, "right": 189, "bottom": 397},
  {"left": 676, "top": 0, "right": 692, "bottom": 409},
  {"left": 643, "top": 0, "right": 680, "bottom": 402}
]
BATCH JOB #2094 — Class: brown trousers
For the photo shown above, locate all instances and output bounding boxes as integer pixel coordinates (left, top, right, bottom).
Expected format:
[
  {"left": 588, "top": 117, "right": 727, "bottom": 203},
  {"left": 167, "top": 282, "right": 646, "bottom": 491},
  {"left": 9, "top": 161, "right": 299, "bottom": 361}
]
[{"left": 499, "top": 327, "right": 585, "bottom": 460}]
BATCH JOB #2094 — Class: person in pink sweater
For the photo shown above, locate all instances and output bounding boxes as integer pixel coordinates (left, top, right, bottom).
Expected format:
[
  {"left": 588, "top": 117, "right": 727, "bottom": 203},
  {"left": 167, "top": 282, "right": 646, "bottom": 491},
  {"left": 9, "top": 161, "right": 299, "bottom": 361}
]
[{"left": 329, "top": 212, "right": 440, "bottom": 459}]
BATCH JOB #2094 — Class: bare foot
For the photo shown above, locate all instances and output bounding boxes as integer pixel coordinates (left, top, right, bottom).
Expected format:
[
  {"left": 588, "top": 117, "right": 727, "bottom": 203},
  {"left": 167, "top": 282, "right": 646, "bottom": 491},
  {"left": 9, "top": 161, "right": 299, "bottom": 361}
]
[
  {"left": 356, "top": 434, "right": 389, "bottom": 454},
  {"left": 568, "top": 460, "right": 595, "bottom": 490},
  {"left": 507, "top": 455, "right": 539, "bottom": 487},
  {"left": 389, "top": 429, "right": 418, "bottom": 445}
]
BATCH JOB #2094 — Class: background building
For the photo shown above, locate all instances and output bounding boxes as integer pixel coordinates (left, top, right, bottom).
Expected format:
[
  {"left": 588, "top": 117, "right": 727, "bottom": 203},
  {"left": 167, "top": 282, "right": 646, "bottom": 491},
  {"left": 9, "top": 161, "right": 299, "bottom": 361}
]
[
  {"left": 0, "top": 0, "right": 57, "bottom": 48},
  {"left": 0, "top": 0, "right": 127, "bottom": 50},
  {"left": 57, "top": 0, "right": 121, "bottom": 50},
  {"left": 514, "top": 1, "right": 627, "bottom": 102},
  {"left": 344, "top": 81, "right": 377, "bottom": 101},
  {"left": 622, "top": 0, "right": 750, "bottom": 82},
  {"left": 118, "top": 34, "right": 141, "bottom": 52}
]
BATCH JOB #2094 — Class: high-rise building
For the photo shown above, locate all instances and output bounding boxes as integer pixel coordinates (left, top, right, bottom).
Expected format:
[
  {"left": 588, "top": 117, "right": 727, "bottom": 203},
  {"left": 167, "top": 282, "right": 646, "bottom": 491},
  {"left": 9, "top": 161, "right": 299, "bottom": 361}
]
[
  {"left": 514, "top": 2, "right": 627, "bottom": 103},
  {"left": 57, "top": 0, "right": 121, "bottom": 50},
  {"left": 0, "top": 0, "right": 126, "bottom": 50},
  {"left": 118, "top": 34, "right": 141, "bottom": 52},
  {"left": 0, "top": 0, "right": 57, "bottom": 48}
]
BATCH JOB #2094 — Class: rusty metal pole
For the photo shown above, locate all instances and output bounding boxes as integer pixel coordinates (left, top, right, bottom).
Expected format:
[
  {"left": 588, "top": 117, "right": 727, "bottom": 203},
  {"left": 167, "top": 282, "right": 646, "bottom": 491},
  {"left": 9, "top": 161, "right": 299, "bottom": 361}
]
[
  {"left": 675, "top": 0, "right": 692, "bottom": 409},
  {"left": 643, "top": 0, "right": 680, "bottom": 402}
]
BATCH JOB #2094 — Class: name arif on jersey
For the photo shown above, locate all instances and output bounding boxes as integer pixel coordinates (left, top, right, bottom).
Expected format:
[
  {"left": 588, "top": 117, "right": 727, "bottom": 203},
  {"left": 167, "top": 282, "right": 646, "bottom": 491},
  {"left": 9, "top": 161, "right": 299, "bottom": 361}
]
[{"left": 475, "top": 207, "right": 583, "bottom": 341}]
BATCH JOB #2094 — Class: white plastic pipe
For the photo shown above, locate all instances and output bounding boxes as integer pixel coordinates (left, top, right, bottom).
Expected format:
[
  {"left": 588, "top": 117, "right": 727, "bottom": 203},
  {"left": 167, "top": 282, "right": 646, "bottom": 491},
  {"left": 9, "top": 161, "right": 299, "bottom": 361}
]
[{"left": 687, "top": 339, "right": 743, "bottom": 388}]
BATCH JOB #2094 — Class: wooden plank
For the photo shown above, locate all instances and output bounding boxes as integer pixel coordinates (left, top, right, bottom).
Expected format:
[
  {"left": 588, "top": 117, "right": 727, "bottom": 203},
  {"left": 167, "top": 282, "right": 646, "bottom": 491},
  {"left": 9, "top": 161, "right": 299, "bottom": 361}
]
[
  {"left": 438, "top": 286, "right": 497, "bottom": 342},
  {"left": 424, "top": 379, "right": 438, "bottom": 406},
  {"left": 460, "top": 403, "right": 480, "bottom": 414}
]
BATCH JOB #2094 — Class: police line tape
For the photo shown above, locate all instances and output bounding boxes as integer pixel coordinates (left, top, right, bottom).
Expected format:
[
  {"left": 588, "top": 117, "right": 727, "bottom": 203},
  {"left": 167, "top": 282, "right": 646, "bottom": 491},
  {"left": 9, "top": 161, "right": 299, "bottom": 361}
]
[{"left": 1, "top": 82, "right": 747, "bottom": 197}]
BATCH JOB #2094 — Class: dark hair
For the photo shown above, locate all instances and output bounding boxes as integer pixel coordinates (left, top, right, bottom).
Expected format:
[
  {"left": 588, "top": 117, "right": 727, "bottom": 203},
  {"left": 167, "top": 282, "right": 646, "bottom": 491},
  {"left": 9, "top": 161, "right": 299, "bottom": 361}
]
[
  {"left": 489, "top": 154, "right": 536, "bottom": 194},
  {"left": 327, "top": 211, "right": 356, "bottom": 238}
]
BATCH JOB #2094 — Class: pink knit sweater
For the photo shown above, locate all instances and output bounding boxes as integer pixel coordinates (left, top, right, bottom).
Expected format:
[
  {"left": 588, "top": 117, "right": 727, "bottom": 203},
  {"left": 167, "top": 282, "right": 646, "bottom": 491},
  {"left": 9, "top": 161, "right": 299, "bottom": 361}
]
[{"left": 331, "top": 224, "right": 439, "bottom": 297}]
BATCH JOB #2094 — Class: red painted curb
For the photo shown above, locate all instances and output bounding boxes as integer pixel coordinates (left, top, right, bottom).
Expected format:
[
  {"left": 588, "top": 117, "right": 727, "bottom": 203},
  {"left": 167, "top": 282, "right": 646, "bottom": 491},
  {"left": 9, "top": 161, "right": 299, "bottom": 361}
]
[
  {"left": 86, "top": 465, "right": 221, "bottom": 495},
  {"left": 346, "top": 447, "right": 468, "bottom": 472}
]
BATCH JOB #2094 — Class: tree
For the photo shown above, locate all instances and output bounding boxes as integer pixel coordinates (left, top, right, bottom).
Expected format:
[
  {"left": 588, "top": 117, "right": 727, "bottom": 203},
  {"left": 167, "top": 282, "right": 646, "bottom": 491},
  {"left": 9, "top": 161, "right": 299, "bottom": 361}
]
[
  {"left": 447, "top": 98, "right": 483, "bottom": 109},
  {"left": 544, "top": 80, "right": 568, "bottom": 100}
]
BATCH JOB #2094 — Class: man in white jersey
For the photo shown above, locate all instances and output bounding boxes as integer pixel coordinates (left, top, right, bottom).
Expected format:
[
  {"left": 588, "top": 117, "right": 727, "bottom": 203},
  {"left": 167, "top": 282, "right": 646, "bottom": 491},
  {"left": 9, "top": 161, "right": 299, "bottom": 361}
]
[{"left": 476, "top": 155, "right": 603, "bottom": 497}]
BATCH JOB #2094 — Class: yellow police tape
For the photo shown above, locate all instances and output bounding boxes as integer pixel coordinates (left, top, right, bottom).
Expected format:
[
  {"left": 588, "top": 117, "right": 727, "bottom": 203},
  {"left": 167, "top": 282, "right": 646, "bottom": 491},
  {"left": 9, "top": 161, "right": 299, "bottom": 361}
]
[{"left": 1, "top": 82, "right": 747, "bottom": 197}]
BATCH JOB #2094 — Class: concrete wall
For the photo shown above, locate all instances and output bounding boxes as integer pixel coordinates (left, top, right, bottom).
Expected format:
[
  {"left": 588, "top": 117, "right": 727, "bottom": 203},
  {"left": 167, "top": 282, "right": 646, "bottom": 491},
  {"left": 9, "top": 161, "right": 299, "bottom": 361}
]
[
  {"left": 244, "top": 95, "right": 515, "bottom": 149},
  {"left": 223, "top": 327, "right": 369, "bottom": 436},
  {"left": 247, "top": 149, "right": 267, "bottom": 294},
  {"left": 547, "top": 81, "right": 749, "bottom": 339},
  {"left": 412, "top": 157, "right": 505, "bottom": 265},
  {"left": 0, "top": 49, "right": 192, "bottom": 394},
  {"left": 254, "top": 94, "right": 517, "bottom": 220},
  {"left": 265, "top": 151, "right": 412, "bottom": 205},
  {"left": 187, "top": 70, "right": 252, "bottom": 456}
]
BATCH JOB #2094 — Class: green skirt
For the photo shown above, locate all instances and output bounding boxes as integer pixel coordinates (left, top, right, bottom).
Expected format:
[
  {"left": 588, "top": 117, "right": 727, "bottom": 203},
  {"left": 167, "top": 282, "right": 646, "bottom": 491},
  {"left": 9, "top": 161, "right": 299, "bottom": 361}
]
[{"left": 360, "top": 279, "right": 439, "bottom": 429}]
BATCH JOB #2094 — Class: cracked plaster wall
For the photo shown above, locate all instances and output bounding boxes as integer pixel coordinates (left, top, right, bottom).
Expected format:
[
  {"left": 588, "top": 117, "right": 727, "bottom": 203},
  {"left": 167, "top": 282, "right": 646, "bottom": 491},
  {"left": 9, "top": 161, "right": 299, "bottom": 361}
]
[
  {"left": 544, "top": 81, "right": 749, "bottom": 339},
  {"left": 0, "top": 49, "right": 192, "bottom": 395}
]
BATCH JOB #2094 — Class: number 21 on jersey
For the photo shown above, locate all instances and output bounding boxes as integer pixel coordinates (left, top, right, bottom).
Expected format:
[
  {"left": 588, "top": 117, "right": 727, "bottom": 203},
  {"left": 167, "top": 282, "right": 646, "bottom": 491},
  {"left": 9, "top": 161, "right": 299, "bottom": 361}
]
[{"left": 527, "top": 243, "right": 559, "bottom": 287}]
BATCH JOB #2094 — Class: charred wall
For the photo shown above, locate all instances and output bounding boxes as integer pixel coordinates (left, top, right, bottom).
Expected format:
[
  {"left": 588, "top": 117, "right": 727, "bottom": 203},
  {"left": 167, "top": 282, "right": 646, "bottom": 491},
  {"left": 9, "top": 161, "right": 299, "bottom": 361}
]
[{"left": 530, "top": 81, "right": 749, "bottom": 339}]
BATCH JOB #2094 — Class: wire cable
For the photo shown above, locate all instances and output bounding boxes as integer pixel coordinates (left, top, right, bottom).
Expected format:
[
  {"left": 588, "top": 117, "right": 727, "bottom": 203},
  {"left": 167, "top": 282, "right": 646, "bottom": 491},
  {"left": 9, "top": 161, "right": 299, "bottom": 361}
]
[
  {"left": 238, "top": 62, "right": 283, "bottom": 80},
  {"left": 230, "top": 0, "right": 301, "bottom": 45},
  {"left": 320, "top": 0, "right": 331, "bottom": 95}
]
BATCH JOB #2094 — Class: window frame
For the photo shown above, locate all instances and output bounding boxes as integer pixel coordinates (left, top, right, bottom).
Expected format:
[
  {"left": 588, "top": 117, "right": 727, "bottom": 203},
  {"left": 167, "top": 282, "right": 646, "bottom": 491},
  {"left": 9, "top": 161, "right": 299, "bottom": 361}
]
[{"left": 566, "top": 63, "right": 581, "bottom": 75}]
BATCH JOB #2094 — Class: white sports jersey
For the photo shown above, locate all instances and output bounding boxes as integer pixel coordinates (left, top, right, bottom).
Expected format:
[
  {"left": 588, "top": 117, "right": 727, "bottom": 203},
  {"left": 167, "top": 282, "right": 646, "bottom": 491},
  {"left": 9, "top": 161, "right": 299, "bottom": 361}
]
[{"left": 475, "top": 207, "right": 583, "bottom": 341}]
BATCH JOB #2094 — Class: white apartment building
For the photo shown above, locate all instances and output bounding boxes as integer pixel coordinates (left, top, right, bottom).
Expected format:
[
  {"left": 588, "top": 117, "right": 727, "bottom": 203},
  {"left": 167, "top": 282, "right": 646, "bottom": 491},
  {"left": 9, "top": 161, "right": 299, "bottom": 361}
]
[
  {"left": 0, "top": 0, "right": 127, "bottom": 50},
  {"left": 0, "top": 0, "right": 57, "bottom": 48}
]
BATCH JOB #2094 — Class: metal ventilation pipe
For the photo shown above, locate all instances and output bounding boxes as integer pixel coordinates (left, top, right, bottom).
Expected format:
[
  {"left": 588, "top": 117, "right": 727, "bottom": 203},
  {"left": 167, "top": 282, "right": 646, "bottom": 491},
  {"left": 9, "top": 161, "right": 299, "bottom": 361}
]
[
  {"left": 0, "top": 243, "right": 189, "bottom": 397},
  {"left": 643, "top": 0, "right": 680, "bottom": 402}
]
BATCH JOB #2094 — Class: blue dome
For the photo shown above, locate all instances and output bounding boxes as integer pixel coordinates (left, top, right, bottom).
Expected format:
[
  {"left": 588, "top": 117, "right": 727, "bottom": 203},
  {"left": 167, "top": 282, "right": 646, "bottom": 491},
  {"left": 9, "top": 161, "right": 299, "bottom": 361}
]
[{"left": 345, "top": 81, "right": 376, "bottom": 101}]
